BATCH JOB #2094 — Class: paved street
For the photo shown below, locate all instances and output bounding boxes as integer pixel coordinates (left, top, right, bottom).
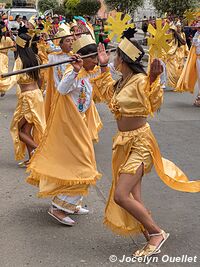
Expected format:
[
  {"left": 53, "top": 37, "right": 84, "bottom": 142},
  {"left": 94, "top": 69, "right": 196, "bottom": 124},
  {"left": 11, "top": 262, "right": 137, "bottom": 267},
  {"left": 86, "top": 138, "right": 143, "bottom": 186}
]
[{"left": 0, "top": 54, "right": 200, "bottom": 267}]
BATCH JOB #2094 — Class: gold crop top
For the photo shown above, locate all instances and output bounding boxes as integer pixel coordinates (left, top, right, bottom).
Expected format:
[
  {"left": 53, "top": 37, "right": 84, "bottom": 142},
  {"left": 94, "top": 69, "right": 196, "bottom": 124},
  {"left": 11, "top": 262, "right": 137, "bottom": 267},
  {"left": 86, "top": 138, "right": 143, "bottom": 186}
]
[
  {"left": 13, "top": 57, "right": 37, "bottom": 85},
  {"left": 91, "top": 68, "right": 163, "bottom": 119}
]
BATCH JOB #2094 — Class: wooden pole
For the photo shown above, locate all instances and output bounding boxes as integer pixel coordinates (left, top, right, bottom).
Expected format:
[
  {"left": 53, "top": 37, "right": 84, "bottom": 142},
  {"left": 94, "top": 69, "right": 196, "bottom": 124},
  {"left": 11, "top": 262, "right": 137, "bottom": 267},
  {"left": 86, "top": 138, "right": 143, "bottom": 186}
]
[
  {"left": 1, "top": 48, "right": 116, "bottom": 78},
  {"left": 0, "top": 31, "right": 90, "bottom": 51}
]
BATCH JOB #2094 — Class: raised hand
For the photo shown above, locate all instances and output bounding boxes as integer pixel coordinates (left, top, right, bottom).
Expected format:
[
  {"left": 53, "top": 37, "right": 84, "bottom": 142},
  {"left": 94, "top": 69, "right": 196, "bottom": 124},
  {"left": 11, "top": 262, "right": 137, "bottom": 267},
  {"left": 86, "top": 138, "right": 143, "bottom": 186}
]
[
  {"left": 71, "top": 54, "right": 83, "bottom": 73},
  {"left": 150, "top": 59, "right": 163, "bottom": 84},
  {"left": 97, "top": 43, "right": 110, "bottom": 66}
]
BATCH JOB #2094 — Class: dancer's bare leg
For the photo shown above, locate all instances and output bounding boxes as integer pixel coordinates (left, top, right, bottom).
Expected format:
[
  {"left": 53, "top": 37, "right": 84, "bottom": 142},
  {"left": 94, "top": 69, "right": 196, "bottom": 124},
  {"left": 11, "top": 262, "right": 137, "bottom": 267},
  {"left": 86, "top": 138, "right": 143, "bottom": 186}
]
[
  {"left": 131, "top": 176, "right": 150, "bottom": 241},
  {"left": 114, "top": 164, "right": 163, "bottom": 247},
  {"left": 18, "top": 118, "right": 37, "bottom": 159}
]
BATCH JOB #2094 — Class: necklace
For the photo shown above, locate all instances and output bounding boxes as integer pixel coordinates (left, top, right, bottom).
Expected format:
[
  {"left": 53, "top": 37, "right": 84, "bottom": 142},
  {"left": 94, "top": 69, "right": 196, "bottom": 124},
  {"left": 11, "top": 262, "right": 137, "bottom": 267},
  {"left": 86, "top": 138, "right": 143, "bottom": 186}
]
[{"left": 115, "top": 72, "right": 133, "bottom": 94}]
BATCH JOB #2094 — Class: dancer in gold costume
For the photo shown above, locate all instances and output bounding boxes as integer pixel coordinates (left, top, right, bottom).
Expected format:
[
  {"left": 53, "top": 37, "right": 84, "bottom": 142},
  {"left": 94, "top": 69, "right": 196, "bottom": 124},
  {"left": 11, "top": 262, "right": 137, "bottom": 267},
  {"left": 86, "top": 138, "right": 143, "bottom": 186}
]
[
  {"left": 10, "top": 33, "right": 46, "bottom": 165},
  {"left": 90, "top": 33, "right": 200, "bottom": 257},
  {"left": 0, "top": 21, "right": 14, "bottom": 96},
  {"left": 45, "top": 25, "right": 103, "bottom": 141},
  {"left": 26, "top": 35, "right": 101, "bottom": 226},
  {"left": 165, "top": 23, "right": 187, "bottom": 89},
  {"left": 44, "top": 24, "right": 74, "bottom": 121},
  {"left": 176, "top": 22, "right": 200, "bottom": 106}
]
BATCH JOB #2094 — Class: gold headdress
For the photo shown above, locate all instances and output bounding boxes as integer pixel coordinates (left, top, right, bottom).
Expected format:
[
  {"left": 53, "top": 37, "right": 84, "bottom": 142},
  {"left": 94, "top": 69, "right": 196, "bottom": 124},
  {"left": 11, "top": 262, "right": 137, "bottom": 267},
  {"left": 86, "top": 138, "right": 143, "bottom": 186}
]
[
  {"left": 15, "top": 36, "right": 27, "bottom": 48},
  {"left": 118, "top": 38, "right": 142, "bottom": 61},
  {"left": 29, "top": 16, "right": 36, "bottom": 27},
  {"left": 72, "top": 34, "right": 96, "bottom": 53}
]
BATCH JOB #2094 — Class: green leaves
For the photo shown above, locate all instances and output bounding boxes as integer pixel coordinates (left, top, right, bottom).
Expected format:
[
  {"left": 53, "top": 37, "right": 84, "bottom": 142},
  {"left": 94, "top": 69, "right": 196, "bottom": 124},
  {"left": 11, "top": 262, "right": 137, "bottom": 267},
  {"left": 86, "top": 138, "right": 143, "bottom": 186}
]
[
  {"left": 38, "top": 0, "right": 59, "bottom": 13},
  {"left": 105, "top": 0, "right": 144, "bottom": 13},
  {"left": 38, "top": 0, "right": 101, "bottom": 17},
  {"left": 152, "top": 0, "right": 197, "bottom": 16},
  {"left": 65, "top": 0, "right": 101, "bottom": 16}
]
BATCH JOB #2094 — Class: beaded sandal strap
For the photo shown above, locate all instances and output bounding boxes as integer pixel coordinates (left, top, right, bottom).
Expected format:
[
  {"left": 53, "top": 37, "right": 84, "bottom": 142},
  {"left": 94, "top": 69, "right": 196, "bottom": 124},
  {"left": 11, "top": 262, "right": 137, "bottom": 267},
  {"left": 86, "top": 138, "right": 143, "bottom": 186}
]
[{"left": 149, "top": 230, "right": 164, "bottom": 237}]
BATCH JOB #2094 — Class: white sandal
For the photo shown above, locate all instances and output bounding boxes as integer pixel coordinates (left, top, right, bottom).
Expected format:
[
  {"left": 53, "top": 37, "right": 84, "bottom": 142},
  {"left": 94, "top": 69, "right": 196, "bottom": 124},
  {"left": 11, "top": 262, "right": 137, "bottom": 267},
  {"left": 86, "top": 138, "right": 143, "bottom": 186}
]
[
  {"left": 48, "top": 206, "right": 75, "bottom": 226},
  {"left": 194, "top": 96, "right": 200, "bottom": 107},
  {"left": 133, "top": 230, "right": 170, "bottom": 257}
]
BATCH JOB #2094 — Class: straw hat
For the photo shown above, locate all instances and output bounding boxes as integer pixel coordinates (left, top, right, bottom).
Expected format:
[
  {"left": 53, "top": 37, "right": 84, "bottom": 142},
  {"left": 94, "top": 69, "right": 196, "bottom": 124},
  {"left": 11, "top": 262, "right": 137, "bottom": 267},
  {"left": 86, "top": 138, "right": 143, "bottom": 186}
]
[
  {"left": 56, "top": 23, "right": 71, "bottom": 38},
  {"left": 72, "top": 34, "right": 96, "bottom": 53}
]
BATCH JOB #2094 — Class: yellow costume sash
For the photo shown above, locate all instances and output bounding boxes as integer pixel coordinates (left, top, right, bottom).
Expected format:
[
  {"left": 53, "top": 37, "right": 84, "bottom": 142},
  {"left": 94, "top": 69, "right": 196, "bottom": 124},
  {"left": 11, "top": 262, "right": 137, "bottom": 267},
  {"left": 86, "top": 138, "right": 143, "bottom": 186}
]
[{"left": 175, "top": 46, "right": 197, "bottom": 93}]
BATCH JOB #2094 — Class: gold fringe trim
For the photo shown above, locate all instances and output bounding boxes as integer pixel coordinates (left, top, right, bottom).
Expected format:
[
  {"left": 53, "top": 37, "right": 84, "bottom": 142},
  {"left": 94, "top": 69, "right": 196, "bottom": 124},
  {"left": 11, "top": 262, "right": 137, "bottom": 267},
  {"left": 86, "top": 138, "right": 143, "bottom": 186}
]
[
  {"left": 37, "top": 189, "right": 89, "bottom": 198},
  {"left": 26, "top": 177, "right": 39, "bottom": 187},
  {"left": 26, "top": 168, "right": 102, "bottom": 187},
  {"left": 77, "top": 66, "right": 100, "bottom": 79},
  {"left": 103, "top": 218, "right": 143, "bottom": 237}
]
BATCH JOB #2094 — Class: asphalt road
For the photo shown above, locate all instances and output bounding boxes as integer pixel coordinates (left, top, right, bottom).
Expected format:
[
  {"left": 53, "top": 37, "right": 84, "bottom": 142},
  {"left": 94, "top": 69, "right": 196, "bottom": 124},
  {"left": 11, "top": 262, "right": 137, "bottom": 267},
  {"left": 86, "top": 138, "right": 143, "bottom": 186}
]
[{"left": 0, "top": 53, "right": 200, "bottom": 267}]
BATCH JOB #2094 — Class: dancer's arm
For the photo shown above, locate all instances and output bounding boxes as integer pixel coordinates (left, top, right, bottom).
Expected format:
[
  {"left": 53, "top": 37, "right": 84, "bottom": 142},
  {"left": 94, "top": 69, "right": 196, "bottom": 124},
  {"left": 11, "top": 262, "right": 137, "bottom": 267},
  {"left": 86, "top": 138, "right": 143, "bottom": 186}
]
[{"left": 90, "top": 43, "right": 115, "bottom": 103}]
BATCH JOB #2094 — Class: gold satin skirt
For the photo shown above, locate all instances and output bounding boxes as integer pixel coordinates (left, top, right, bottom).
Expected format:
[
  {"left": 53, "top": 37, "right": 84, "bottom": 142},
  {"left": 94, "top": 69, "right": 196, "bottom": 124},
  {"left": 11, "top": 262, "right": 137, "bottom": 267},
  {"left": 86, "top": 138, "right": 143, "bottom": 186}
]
[
  {"left": 104, "top": 123, "right": 200, "bottom": 236},
  {"left": 10, "top": 89, "right": 46, "bottom": 161}
]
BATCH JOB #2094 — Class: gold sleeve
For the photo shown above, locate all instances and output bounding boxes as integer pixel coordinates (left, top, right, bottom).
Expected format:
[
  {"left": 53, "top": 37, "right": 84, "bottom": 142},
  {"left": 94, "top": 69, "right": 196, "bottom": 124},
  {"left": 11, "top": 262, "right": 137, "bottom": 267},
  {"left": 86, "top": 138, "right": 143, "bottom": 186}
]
[
  {"left": 146, "top": 76, "right": 163, "bottom": 113},
  {"left": 90, "top": 68, "right": 115, "bottom": 103}
]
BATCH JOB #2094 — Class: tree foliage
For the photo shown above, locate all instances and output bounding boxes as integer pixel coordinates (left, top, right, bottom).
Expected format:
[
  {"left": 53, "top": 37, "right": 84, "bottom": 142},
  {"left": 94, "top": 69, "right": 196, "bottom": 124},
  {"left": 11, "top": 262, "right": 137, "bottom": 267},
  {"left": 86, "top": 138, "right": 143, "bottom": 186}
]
[
  {"left": 152, "top": 0, "right": 197, "bottom": 16},
  {"left": 76, "top": 0, "right": 101, "bottom": 16},
  {"left": 64, "top": 0, "right": 80, "bottom": 15},
  {"left": 105, "top": 0, "right": 144, "bottom": 13},
  {"left": 65, "top": 0, "right": 101, "bottom": 16},
  {"left": 38, "top": 0, "right": 59, "bottom": 13}
]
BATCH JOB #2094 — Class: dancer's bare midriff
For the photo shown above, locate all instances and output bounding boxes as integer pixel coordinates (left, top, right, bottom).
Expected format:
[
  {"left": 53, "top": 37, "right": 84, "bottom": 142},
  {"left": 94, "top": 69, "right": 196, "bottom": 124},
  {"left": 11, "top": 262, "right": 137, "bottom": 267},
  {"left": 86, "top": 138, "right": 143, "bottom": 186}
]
[{"left": 117, "top": 116, "right": 147, "bottom": 132}]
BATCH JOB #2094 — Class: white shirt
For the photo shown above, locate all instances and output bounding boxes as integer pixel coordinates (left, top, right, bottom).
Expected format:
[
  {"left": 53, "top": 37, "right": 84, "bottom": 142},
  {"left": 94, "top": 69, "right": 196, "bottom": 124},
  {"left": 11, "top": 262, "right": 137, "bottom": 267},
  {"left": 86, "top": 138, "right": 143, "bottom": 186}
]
[
  {"left": 57, "top": 63, "right": 116, "bottom": 113},
  {"left": 48, "top": 53, "right": 71, "bottom": 87},
  {"left": 47, "top": 41, "right": 62, "bottom": 53},
  {"left": 58, "top": 68, "right": 100, "bottom": 113},
  {"left": 192, "top": 31, "right": 200, "bottom": 55},
  {"left": 8, "top": 21, "right": 20, "bottom": 31}
]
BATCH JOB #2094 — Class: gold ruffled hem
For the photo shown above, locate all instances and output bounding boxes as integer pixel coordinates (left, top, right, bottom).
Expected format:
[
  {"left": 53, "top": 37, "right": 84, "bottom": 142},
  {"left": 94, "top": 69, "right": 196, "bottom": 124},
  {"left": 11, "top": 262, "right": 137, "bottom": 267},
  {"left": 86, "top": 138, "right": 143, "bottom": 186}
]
[
  {"left": 26, "top": 169, "right": 101, "bottom": 198},
  {"left": 26, "top": 168, "right": 101, "bottom": 186},
  {"left": 103, "top": 218, "right": 143, "bottom": 236},
  {"left": 10, "top": 89, "right": 46, "bottom": 161},
  {"left": 27, "top": 180, "right": 92, "bottom": 198}
]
